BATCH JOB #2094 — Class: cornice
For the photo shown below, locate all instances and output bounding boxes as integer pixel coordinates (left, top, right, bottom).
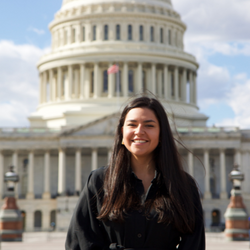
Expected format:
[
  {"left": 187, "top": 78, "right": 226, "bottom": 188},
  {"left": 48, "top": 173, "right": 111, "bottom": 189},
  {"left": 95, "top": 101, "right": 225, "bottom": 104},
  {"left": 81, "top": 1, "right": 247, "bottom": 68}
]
[{"left": 50, "top": 2, "right": 182, "bottom": 30}]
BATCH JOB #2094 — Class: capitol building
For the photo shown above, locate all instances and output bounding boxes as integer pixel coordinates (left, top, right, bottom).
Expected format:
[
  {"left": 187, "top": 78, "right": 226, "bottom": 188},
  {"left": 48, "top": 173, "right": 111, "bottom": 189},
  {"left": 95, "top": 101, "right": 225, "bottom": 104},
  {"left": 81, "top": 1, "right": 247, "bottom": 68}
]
[{"left": 0, "top": 0, "right": 249, "bottom": 232}]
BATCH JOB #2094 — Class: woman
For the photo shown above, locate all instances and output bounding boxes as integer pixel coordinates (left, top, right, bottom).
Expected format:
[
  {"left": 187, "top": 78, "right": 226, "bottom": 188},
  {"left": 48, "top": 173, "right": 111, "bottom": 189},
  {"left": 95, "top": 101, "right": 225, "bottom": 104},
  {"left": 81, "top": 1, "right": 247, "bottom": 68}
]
[{"left": 65, "top": 96, "right": 205, "bottom": 250}]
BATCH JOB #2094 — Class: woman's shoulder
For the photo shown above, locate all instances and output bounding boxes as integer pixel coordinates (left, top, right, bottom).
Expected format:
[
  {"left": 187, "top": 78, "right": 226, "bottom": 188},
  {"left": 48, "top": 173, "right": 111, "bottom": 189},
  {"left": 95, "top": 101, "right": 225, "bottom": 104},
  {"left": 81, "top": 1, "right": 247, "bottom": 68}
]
[{"left": 87, "top": 166, "right": 107, "bottom": 190}]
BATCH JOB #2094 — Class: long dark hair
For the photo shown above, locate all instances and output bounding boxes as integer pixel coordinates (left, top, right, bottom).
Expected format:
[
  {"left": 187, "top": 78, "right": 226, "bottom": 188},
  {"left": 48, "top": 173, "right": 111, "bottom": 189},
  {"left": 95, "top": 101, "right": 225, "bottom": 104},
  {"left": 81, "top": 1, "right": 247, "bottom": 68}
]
[{"left": 97, "top": 96, "right": 196, "bottom": 233}]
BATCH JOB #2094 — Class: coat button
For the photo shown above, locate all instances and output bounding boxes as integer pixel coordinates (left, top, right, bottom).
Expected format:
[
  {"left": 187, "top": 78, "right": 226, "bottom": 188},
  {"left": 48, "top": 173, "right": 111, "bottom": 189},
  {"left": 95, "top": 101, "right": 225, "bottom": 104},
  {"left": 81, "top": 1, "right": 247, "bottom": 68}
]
[{"left": 137, "top": 233, "right": 142, "bottom": 238}]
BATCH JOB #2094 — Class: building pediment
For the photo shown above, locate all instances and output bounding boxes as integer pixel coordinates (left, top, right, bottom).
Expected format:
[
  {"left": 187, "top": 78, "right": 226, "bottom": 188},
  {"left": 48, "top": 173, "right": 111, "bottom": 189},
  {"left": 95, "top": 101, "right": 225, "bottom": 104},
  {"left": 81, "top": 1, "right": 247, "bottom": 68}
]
[{"left": 60, "top": 112, "right": 120, "bottom": 137}]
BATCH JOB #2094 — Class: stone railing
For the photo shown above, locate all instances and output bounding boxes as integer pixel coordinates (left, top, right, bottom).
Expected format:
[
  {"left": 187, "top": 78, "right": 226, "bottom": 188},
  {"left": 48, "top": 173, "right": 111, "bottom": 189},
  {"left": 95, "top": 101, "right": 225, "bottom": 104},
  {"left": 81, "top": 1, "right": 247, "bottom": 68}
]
[
  {"left": 176, "top": 127, "right": 240, "bottom": 134},
  {"left": 0, "top": 128, "right": 61, "bottom": 134}
]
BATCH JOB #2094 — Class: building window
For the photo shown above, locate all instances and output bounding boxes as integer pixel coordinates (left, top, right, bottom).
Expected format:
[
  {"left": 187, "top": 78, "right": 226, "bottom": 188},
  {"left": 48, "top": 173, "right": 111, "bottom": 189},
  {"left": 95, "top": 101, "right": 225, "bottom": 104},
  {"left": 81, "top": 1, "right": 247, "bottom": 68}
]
[
  {"left": 72, "top": 28, "right": 76, "bottom": 43},
  {"left": 82, "top": 26, "right": 85, "bottom": 41},
  {"left": 62, "top": 72, "right": 66, "bottom": 97},
  {"left": 139, "top": 25, "right": 144, "bottom": 41},
  {"left": 91, "top": 71, "right": 94, "bottom": 93},
  {"left": 116, "top": 24, "right": 120, "bottom": 40},
  {"left": 160, "top": 28, "right": 164, "bottom": 43},
  {"left": 93, "top": 25, "right": 96, "bottom": 41},
  {"left": 150, "top": 26, "right": 154, "bottom": 42},
  {"left": 168, "top": 29, "right": 172, "bottom": 45},
  {"left": 128, "top": 69, "right": 134, "bottom": 92},
  {"left": 142, "top": 70, "right": 146, "bottom": 92},
  {"left": 34, "top": 211, "right": 42, "bottom": 230},
  {"left": 211, "top": 209, "right": 220, "bottom": 227},
  {"left": 103, "top": 70, "right": 108, "bottom": 92},
  {"left": 128, "top": 25, "right": 132, "bottom": 40},
  {"left": 104, "top": 25, "right": 109, "bottom": 40},
  {"left": 171, "top": 72, "right": 174, "bottom": 97}
]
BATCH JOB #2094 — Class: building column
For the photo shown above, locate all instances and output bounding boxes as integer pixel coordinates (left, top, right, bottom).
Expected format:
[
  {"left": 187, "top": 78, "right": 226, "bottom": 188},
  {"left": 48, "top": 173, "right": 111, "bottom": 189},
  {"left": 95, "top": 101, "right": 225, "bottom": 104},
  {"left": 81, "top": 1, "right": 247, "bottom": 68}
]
[
  {"left": 137, "top": 62, "right": 142, "bottom": 93},
  {"left": 193, "top": 72, "right": 197, "bottom": 104},
  {"left": 42, "top": 210, "right": 50, "bottom": 231},
  {"left": 108, "top": 62, "right": 114, "bottom": 98},
  {"left": 74, "top": 69, "right": 79, "bottom": 98},
  {"left": 189, "top": 71, "right": 194, "bottom": 104},
  {"left": 49, "top": 69, "right": 53, "bottom": 102},
  {"left": 182, "top": 69, "right": 187, "bottom": 102},
  {"left": 58, "top": 149, "right": 66, "bottom": 196},
  {"left": 188, "top": 151, "right": 194, "bottom": 177},
  {"left": 123, "top": 62, "right": 128, "bottom": 97},
  {"left": 25, "top": 211, "right": 34, "bottom": 232},
  {"left": 151, "top": 63, "right": 156, "bottom": 95},
  {"left": 234, "top": 149, "right": 241, "bottom": 167},
  {"left": 57, "top": 67, "right": 62, "bottom": 100},
  {"left": 12, "top": 151, "right": 19, "bottom": 198},
  {"left": 94, "top": 62, "right": 100, "bottom": 98},
  {"left": 91, "top": 148, "right": 98, "bottom": 171},
  {"left": 108, "top": 148, "right": 112, "bottom": 163},
  {"left": 75, "top": 149, "right": 82, "bottom": 195},
  {"left": 0, "top": 151, "right": 4, "bottom": 199},
  {"left": 67, "top": 65, "right": 73, "bottom": 100},
  {"left": 26, "top": 151, "right": 34, "bottom": 199},
  {"left": 43, "top": 151, "right": 50, "bottom": 199},
  {"left": 164, "top": 65, "right": 169, "bottom": 99},
  {"left": 39, "top": 73, "right": 43, "bottom": 104},
  {"left": 220, "top": 148, "right": 227, "bottom": 199},
  {"left": 42, "top": 71, "right": 47, "bottom": 103},
  {"left": 174, "top": 66, "right": 179, "bottom": 101},
  {"left": 204, "top": 149, "right": 211, "bottom": 199},
  {"left": 157, "top": 70, "right": 162, "bottom": 97},
  {"left": 80, "top": 64, "right": 85, "bottom": 99}
]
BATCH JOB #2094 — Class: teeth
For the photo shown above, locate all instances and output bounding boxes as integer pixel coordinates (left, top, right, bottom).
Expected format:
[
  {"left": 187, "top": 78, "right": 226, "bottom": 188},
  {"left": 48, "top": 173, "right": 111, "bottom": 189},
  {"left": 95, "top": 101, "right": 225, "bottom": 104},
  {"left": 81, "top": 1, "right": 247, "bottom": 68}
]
[{"left": 133, "top": 140, "right": 146, "bottom": 143}]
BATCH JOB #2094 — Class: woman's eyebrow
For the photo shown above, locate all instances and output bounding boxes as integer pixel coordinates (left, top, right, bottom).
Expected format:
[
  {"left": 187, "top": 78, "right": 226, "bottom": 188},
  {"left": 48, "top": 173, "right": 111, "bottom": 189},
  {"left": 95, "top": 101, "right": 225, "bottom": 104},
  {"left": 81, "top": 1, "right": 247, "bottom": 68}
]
[{"left": 126, "top": 119, "right": 156, "bottom": 123}]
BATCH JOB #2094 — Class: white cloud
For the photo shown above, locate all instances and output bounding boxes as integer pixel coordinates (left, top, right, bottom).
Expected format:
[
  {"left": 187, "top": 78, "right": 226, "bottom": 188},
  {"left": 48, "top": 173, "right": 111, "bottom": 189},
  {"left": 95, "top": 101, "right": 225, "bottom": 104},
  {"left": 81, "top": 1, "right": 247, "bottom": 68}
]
[{"left": 0, "top": 40, "right": 46, "bottom": 127}]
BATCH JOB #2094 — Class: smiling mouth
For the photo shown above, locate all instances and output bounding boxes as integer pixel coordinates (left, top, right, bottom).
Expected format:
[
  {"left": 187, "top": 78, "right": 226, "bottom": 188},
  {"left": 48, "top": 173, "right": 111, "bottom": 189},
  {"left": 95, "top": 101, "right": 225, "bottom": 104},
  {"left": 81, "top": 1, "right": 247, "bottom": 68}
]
[{"left": 132, "top": 140, "right": 147, "bottom": 143}]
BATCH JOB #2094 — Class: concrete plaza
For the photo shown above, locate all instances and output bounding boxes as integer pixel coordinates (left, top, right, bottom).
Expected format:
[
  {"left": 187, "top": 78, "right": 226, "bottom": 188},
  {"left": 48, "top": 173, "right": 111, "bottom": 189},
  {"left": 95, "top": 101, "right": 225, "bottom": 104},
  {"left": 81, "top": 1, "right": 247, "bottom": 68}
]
[{"left": 0, "top": 232, "right": 249, "bottom": 250}]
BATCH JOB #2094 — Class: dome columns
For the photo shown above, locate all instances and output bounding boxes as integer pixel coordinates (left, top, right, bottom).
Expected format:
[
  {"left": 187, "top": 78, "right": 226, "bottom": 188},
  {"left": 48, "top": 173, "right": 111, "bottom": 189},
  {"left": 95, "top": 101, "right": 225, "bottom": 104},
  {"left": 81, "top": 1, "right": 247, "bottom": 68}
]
[{"left": 38, "top": 63, "right": 197, "bottom": 107}]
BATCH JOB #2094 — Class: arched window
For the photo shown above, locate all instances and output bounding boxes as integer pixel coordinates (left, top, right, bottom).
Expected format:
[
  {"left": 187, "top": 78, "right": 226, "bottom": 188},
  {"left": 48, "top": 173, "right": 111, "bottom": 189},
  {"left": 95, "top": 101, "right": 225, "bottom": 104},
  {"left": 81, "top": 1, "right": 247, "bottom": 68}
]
[
  {"left": 128, "top": 25, "right": 132, "bottom": 40},
  {"left": 72, "top": 28, "right": 76, "bottom": 43},
  {"left": 150, "top": 26, "right": 154, "bottom": 42},
  {"left": 171, "top": 72, "right": 174, "bottom": 97},
  {"left": 104, "top": 25, "right": 109, "bottom": 40},
  {"left": 91, "top": 71, "right": 94, "bottom": 94},
  {"left": 116, "top": 24, "right": 120, "bottom": 40},
  {"left": 128, "top": 70, "right": 134, "bottom": 92},
  {"left": 139, "top": 25, "right": 144, "bottom": 41},
  {"left": 21, "top": 211, "right": 26, "bottom": 231},
  {"left": 160, "top": 28, "right": 164, "bottom": 43},
  {"left": 103, "top": 70, "right": 108, "bottom": 92},
  {"left": 34, "top": 210, "right": 42, "bottom": 230},
  {"left": 82, "top": 26, "right": 85, "bottom": 41},
  {"left": 50, "top": 210, "right": 56, "bottom": 231},
  {"left": 93, "top": 25, "right": 96, "bottom": 41},
  {"left": 168, "top": 29, "right": 172, "bottom": 45},
  {"left": 211, "top": 209, "right": 220, "bottom": 226},
  {"left": 142, "top": 70, "right": 146, "bottom": 92}
]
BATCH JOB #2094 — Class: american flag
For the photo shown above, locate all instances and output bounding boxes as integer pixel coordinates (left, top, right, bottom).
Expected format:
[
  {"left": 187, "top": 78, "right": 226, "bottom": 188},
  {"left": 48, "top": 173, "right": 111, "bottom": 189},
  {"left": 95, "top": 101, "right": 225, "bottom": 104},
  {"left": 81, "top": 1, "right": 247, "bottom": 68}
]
[{"left": 107, "top": 64, "right": 119, "bottom": 74}]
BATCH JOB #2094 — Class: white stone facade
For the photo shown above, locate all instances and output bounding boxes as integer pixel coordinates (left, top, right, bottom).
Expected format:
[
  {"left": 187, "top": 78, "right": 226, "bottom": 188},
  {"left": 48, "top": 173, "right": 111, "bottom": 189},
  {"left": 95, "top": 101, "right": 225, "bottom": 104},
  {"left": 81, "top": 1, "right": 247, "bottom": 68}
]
[{"left": 1, "top": 0, "right": 250, "bottom": 232}]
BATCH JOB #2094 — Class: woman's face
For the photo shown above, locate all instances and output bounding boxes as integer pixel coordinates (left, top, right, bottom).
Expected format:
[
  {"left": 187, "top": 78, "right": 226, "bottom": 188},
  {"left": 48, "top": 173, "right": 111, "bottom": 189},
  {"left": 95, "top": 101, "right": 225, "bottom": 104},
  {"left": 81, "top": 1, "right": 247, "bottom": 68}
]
[{"left": 122, "top": 107, "right": 160, "bottom": 160}]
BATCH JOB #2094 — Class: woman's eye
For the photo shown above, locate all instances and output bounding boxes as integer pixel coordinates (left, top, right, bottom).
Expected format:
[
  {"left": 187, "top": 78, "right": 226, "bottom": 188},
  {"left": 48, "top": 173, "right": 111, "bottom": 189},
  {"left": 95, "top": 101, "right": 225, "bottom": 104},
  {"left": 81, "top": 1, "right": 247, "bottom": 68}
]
[
  {"left": 146, "top": 124, "right": 154, "bottom": 127},
  {"left": 128, "top": 123, "right": 136, "bottom": 126}
]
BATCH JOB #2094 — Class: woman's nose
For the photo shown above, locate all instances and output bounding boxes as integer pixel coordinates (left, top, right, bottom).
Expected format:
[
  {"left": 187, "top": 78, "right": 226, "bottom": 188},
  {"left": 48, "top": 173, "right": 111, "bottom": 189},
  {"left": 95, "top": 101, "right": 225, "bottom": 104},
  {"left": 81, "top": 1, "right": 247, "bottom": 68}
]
[{"left": 135, "top": 124, "right": 144, "bottom": 134}]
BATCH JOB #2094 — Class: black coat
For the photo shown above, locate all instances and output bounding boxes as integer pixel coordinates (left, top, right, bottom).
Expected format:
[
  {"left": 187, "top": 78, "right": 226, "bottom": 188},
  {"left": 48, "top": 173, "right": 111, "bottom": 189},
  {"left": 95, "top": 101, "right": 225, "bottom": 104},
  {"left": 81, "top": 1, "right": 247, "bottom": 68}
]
[{"left": 65, "top": 167, "right": 205, "bottom": 250}]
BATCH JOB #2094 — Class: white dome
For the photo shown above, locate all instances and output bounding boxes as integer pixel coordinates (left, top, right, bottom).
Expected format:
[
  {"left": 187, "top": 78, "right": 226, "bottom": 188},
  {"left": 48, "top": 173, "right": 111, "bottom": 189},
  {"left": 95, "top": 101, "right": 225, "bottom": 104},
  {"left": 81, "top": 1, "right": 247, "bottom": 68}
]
[{"left": 31, "top": 0, "right": 208, "bottom": 128}]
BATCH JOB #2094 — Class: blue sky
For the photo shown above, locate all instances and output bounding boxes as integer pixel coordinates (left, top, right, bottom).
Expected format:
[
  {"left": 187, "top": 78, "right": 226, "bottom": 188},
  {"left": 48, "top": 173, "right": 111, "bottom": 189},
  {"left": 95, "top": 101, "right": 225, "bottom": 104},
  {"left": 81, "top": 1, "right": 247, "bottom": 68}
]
[{"left": 0, "top": 0, "right": 250, "bottom": 128}]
